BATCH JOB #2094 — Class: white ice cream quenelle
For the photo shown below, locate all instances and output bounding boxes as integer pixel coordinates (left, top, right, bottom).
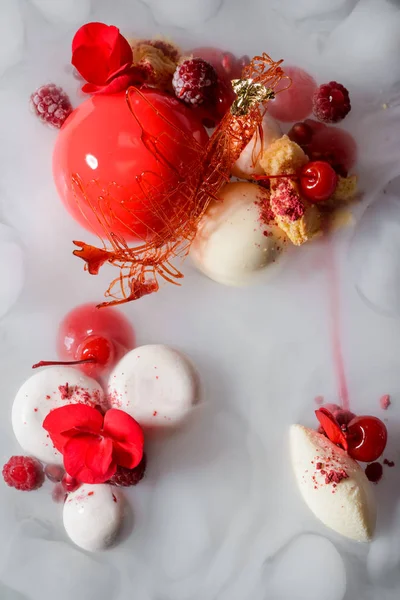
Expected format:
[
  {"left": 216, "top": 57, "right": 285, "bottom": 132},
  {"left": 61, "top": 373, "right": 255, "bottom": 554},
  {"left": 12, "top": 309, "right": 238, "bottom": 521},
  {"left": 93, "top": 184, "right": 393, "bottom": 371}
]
[
  {"left": 290, "top": 425, "right": 376, "bottom": 542},
  {"left": 63, "top": 484, "right": 123, "bottom": 552},
  {"left": 232, "top": 112, "right": 281, "bottom": 179},
  {"left": 107, "top": 345, "right": 197, "bottom": 428},
  {"left": 190, "top": 182, "right": 287, "bottom": 286},
  {"left": 12, "top": 366, "right": 104, "bottom": 464}
]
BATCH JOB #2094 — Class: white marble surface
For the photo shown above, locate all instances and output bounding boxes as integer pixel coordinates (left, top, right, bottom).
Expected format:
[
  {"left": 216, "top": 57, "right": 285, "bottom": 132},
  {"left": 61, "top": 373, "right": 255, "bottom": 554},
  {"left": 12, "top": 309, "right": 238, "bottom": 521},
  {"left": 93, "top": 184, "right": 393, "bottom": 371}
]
[{"left": 1, "top": 0, "right": 400, "bottom": 598}]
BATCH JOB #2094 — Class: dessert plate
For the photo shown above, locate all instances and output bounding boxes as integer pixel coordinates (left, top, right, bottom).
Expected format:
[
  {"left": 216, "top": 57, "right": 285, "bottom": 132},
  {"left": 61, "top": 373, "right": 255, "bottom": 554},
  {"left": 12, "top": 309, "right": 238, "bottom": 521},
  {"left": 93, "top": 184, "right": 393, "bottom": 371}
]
[{"left": 1, "top": 1, "right": 400, "bottom": 599}]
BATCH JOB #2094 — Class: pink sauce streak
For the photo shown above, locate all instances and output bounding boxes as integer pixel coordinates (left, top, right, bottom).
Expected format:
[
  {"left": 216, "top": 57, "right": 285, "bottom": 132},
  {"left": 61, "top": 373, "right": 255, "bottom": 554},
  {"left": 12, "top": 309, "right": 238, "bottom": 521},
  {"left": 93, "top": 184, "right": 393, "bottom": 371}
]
[{"left": 326, "top": 238, "right": 350, "bottom": 411}]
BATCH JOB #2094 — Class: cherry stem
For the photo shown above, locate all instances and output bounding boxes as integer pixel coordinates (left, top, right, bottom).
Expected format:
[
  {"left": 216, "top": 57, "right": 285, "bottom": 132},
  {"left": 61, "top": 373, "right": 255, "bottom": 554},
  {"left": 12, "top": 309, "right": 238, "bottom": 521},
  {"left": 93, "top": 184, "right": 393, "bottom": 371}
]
[
  {"left": 253, "top": 174, "right": 297, "bottom": 181},
  {"left": 32, "top": 358, "right": 97, "bottom": 369}
]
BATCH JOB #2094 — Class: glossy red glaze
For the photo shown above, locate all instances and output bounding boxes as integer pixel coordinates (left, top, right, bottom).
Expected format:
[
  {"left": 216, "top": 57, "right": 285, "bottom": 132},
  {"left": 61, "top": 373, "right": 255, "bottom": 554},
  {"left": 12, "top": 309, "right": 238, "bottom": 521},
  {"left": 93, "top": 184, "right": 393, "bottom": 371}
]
[{"left": 53, "top": 89, "right": 209, "bottom": 241}]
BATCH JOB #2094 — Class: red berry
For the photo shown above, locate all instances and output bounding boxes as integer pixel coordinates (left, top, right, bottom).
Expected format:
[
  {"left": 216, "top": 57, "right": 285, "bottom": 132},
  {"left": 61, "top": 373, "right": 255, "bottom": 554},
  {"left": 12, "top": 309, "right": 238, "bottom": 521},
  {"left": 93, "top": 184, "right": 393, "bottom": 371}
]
[
  {"left": 30, "top": 84, "right": 72, "bottom": 129},
  {"left": 61, "top": 473, "right": 80, "bottom": 493},
  {"left": 190, "top": 47, "right": 248, "bottom": 85},
  {"left": 268, "top": 66, "right": 316, "bottom": 123},
  {"left": 300, "top": 160, "right": 338, "bottom": 202},
  {"left": 308, "top": 126, "right": 357, "bottom": 176},
  {"left": 365, "top": 462, "right": 383, "bottom": 484},
  {"left": 313, "top": 81, "right": 351, "bottom": 124},
  {"left": 172, "top": 58, "right": 218, "bottom": 107},
  {"left": 3, "top": 456, "right": 44, "bottom": 491},
  {"left": 52, "top": 483, "right": 67, "bottom": 503},
  {"left": 288, "top": 122, "right": 314, "bottom": 148},
  {"left": 108, "top": 454, "right": 147, "bottom": 487},
  {"left": 44, "top": 464, "right": 65, "bottom": 483},
  {"left": 346, "top": 416, "right": 387, "bottom": 463}
]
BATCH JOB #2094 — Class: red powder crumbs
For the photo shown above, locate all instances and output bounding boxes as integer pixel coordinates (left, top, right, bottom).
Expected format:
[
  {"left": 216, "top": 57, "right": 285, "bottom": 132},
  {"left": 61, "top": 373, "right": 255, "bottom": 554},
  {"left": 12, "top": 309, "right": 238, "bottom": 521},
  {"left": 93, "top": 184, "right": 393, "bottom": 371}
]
[
  {"left": 315, "top": 395, "right": 324, "bottom": 405},
  {"left": 153, "top": 411, "right": 158, "bottom": 416},
  {"left": 46, "top": 395, "right": 51, "bottom": 400},
  {"left": 380, "top": 394, "right": 391, "bottom": 410},
  {"left": 270, "top": 181, "right": 305, "bottom": 222},
  {"left": 112, "top": 493, "right": 117, "bottom": 503},
  {"left": 316, "top": 462, "right": 323, "bottom": 470},
  {"left": 383, "top": 459, "right": 395, "bottom": 467},
  {"left": 58, "top": 383, "right": 76, "bottom": 400},
  {"left": 34, "top": 408, "right": 38, "bottom": 412},
  {"left": 365, "top": 462, "right": 383, "bottom": 484},
  {"left": 325, "top": 469, "right": 349, "bottom": 485},
  {"left": 88, "top": 491, "right": 94, "bottom": 496}
]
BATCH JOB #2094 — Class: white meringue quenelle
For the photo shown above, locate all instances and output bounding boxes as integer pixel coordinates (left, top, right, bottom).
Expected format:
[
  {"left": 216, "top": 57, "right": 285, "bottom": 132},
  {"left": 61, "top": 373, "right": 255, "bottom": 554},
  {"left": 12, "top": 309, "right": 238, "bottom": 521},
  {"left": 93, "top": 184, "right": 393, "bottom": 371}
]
[
  {"left": 63, "top": 484, "right": 124, "bottom": 552},
  {"left": 290, "top": 425, "right": 376, "bottom": 542},
  {"left": 107, "top": 345, "right": 197, "bottom": 429},
  {"left": 190, "top": 182, "right": 287, "bottom": 286},
  {"left": 231, "top": 112, "right": 281, "bottom": 179},
  {"left": 12, "top": 366, "right": 104, "bottom": 464}
]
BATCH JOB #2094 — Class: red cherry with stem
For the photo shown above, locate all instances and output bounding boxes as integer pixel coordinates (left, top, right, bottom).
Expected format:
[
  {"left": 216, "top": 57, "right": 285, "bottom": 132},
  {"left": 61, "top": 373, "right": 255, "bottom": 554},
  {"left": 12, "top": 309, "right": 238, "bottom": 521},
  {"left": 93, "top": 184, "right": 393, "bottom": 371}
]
[
  {"left": 32, "top": 303, "right": 135, "bottom": 378},
  {"left": 300, "top": 160, "right": 338, "bottom": 203},
  {"left": 346, "top": 416, "right": 387, "bottom": 463}
]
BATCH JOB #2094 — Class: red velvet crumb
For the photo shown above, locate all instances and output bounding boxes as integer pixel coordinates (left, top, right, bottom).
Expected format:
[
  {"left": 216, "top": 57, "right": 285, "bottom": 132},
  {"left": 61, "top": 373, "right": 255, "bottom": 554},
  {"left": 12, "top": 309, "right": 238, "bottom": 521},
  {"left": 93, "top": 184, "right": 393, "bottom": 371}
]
[
  {"left": 325, "top": 469, "right": 349, "bottom": 485},
  {"left": 271, "top": 181, "right": 305, "bottom": 222},
  {"left": 380, "top": 394, "right": 391, "bottom": 410}
]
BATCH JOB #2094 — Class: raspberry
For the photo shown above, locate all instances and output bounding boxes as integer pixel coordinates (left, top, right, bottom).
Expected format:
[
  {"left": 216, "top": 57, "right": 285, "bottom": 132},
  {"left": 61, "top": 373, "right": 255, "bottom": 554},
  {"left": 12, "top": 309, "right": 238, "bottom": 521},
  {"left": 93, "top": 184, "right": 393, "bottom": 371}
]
[
  {"left": 2, "top": 456, "right": 44, "bottom": 491},
  {"left": 108, "top": 454, "right": 147, "bottom": 487},
  {"left": 30, "top": 84, "right": 72, "bottom": 129},
  {"left": 312, "top": 81, "right": 351, "bottom": 124},
  {"left": 172, "top": 58, "right": 218, "bottom": 107}
]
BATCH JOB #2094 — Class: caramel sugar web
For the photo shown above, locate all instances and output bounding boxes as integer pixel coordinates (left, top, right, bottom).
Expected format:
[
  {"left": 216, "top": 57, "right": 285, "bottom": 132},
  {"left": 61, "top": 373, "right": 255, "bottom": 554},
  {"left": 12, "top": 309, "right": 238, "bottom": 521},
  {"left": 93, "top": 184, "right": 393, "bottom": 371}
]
[{"left": 72, "top": 53, "right": 290, "bottom": 307}]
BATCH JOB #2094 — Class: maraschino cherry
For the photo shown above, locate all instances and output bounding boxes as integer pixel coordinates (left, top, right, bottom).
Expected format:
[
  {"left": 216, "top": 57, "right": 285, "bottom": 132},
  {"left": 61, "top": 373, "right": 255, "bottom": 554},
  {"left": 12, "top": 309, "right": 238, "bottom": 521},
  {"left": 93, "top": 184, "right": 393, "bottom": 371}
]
[
  {"left": 316, "top": 407, "right": 388, "bottom": 463},
  {"left": 345, "top": 416, "right": 387, "bottom": 463},
  {"left": 300, "top": 160, "right": 338, "bottom": 203},
  {"left": 32, "top": 303, "right": 135, "bottom": 379}
]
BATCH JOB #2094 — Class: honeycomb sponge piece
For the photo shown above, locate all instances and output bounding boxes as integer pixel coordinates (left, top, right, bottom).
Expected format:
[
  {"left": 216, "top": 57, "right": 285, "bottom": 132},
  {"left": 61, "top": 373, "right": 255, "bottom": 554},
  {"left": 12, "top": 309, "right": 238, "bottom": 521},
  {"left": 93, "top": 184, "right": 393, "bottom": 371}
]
[
  {"left": 276, "top": 204, "right": 321, "bottom": 246},
  {"left": 260, "top": 134, "right": 309, "bottom": 175}
]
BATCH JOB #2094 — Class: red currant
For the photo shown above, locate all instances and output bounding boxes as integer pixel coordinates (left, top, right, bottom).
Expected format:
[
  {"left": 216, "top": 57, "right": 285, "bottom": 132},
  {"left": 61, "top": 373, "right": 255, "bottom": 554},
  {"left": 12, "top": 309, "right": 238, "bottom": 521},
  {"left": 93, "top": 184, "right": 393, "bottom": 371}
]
[
  {"left": 300, "top": 160, "right": 338, "bottom": 203},
  {"left": 288, "top": 122, "right": 314, "bottom": 148},
  {"left": 61, "top": 473, "right": 80, "bottom": 493},
  {"left": 346, "top": 416, "right": 387, "bottom": 463}
]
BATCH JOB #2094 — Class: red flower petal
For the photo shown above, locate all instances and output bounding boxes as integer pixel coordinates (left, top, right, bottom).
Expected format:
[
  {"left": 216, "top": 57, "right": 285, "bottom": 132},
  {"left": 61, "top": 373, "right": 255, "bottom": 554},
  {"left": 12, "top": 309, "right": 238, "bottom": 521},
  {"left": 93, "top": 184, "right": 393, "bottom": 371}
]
[
  {"left": 63, "top": 434, "right": 116, "bottom": 484},
  {"left": 107, "top": 35, "right": 133, "bottom": 73},
  {"left": 72, "top": 22, "right": 118, "bottom": 53},
  {"left": 113, "top": 440, "right": 143, "bottom": 469},
  {"left": 72, "top": 45, "right": 113, "bottom": 85},
  {"left": 43, "top": 404, "right": 103, "bottom": 452},
  {"left": 315, "top": 407, "right": 348, "bottom": 450},
  {"left": 71, "top": 22, "right": 133, "bottom": 87},
  {"left": 103, "top": 409, "right": 144, "bottom": 468},
  {"left": 81, "top": 68, "right": 145, "bottom": 95}
]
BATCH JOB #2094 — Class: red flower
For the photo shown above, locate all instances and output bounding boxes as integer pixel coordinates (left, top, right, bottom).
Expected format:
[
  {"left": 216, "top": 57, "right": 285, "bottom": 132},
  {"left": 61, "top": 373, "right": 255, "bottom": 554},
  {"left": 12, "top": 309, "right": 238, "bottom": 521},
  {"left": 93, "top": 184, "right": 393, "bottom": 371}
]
[
  {"left": 71, "top": 22, "right": 145, "bottom": 94},
  {"left": 315, "top": 407, "right": 348, "bottom": 450},
  {"left": 43, "top": 404, "right": 144, "bottom": 484}
]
